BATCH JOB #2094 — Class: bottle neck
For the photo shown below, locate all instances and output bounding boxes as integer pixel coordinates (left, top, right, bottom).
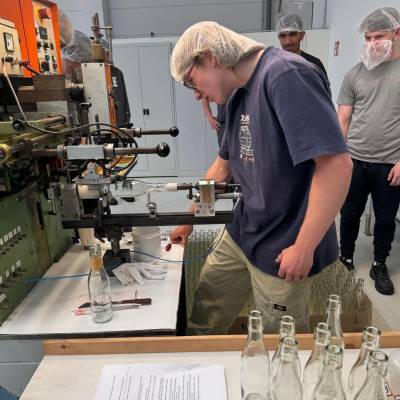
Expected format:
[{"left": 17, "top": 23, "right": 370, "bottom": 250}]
[
  {"left": 277, "top": 355, "right": 299, "bottom": 377},
  {"left": 363, "top": 366, "right": 385, "bottom": 392},
  {"left": 247, "top": 327, "right": 263, "bottom": 343},
  {"left": 321, "top": 363, "right": 343, "bottom": 388},
  {"left": 326, "top": 308, "right": 342, "bottom": 335},
  {"left": 310, "top": 341, "right": 327, "bottom": 361},
  {"left": 358, "top": 342, "right": 377, "bottom": 362}
]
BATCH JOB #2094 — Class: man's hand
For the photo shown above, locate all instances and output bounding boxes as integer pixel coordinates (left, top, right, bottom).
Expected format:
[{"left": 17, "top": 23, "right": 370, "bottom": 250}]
[
  {"left": 170, "top": 225, "right": 193, "bottom": 246},
  {"left": 276, "top": 244, "right": 314, "bottom": 282},
  {"left": 207, "top": 116, "right": 220, "bottom": 130},
  {"left": 388, "top": 162, "right": 400, "bottom": 186}
]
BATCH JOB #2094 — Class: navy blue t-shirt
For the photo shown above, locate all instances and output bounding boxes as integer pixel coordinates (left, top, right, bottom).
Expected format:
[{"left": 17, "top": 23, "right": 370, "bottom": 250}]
[{"left": 219, "top": 47, "right": 348, "bottom": 277}]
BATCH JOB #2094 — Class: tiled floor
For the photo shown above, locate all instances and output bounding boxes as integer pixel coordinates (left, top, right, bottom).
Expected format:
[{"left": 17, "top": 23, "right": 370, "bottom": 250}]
[{"left": 112, "top": 176, "right": 400, "bottom": 332}]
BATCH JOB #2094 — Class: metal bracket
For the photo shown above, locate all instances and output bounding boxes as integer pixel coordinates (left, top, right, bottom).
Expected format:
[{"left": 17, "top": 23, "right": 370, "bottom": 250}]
[{"left": 195, "top": 180, "right": 216, "bottom": 217}]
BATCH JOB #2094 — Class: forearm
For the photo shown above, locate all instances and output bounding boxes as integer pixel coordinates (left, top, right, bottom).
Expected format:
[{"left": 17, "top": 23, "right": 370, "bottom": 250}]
[
  {"left": 295, "top": 154, "right": 353, "bottom": 252},
  {"left": 337, "top": 105, "right": 353, "bottom": 138},
  {"left": 201, "top": 98, "right": 213, "bottom": 119},
  {"left": 339, "top": 120, "right": 350, "bottom": 137}
]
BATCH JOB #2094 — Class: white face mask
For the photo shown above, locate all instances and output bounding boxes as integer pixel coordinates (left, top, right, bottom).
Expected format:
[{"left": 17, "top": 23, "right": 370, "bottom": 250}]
[{"left": 360, "top": 39, "right": 393, "bottom": 70}]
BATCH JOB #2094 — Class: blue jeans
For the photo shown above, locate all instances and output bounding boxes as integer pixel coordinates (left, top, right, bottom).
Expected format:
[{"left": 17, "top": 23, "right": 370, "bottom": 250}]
[{"left": 340, "top": 159, "right": 400, "bottom": 263}]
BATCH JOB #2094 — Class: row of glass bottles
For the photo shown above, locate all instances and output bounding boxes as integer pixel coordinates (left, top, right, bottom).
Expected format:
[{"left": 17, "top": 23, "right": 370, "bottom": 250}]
[
  {"left": 241, "top": 295, "right": 388, "bottom": 400},
  {"left": 310, "top": 262, "right": 368, "bottom": 318}
]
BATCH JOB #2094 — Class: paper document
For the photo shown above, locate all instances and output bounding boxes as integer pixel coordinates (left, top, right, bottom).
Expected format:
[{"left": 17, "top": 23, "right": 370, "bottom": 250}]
[{"left": 93, "top": 363, "right": 227, "bottom": 400}]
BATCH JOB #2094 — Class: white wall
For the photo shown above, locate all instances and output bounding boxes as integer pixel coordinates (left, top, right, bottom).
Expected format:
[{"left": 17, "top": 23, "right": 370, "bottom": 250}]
[
  {"left": 326, "top": 0, "right": 400, "bottom": 102},
  {"left": 54, "top": 0, "right": 331, "bottom": 38},
  {"left": 53, "top": 0, "right": 105, "bottom": 36},
  {"left": 108, "top": 0, "right": 264, "bottom": 38}
]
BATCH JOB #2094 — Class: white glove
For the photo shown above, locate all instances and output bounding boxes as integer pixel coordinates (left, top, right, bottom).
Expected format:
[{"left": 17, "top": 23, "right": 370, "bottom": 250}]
[{"left": 113, "top": 262, "right": 167, "bottom": 286}]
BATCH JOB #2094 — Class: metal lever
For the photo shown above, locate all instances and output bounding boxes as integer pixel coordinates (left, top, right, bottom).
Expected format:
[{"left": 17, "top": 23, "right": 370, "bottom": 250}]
[{"left": 122, "top": 127, "right": 179, "bottom": 138}]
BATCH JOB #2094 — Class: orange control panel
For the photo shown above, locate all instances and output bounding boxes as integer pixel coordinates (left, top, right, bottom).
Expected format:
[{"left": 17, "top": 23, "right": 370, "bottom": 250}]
[{"left": 0, "top": 0, "right": 61, "bottom": 76}]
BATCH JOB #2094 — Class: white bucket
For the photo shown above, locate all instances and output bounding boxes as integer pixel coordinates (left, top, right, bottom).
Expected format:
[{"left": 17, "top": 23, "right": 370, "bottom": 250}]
[{"left": 132, "top": 226, "right": 161, "bottom": 262}]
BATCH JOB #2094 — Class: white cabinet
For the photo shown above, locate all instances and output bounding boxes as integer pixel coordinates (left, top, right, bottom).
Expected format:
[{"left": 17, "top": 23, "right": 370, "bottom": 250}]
[{"left": 113, "top": 43, "right": 178, "bottom": 176}]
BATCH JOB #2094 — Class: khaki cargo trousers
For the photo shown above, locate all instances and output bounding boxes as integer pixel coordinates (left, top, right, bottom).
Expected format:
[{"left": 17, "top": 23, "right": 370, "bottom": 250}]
[{"left": 187, "top": 230, "right": 332, "bottom": 335}]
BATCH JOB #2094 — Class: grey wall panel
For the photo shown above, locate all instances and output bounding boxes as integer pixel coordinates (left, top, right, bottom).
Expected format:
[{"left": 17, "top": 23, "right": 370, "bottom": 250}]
[
  {"left": 205, "top": 103, "right": 220, "bottom": 167},
  {"left": 175, "top": 82, "right": 208, "bottom": 172},
  {"left": 111, "top": 0, "right": 262, "bottom": 7},
  {"left": 113, "top": 44, "right": 149, "bottom": 172},
  {"left": 110, "top": 3, "right": 264, "bottom": 37},
  {"left": 137, "top": 44, "right": 178, "bottom": 175}
]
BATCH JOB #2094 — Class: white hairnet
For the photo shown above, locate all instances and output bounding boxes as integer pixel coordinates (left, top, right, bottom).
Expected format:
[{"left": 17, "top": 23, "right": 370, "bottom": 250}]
[
  {"left": 62, "top": 30, "right": 93, "bottom": 63},
  {"left": 57, "top": 9, "right": 75, "bottom": 48},
  {"left": 276, "top": 14, "right": 304, "bottom": 33},
  {"left": 170, "top": 21, "right": 265, "bottom": 82},
  {"left": 358, "top": 7, "right": 400, "bottom": 33}
]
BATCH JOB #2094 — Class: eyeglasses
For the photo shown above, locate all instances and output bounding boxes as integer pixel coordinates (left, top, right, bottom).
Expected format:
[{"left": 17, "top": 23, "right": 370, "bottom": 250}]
[
  {"left": 183, "top": 80, "right": 198, "bottom": 91},
  {"left": 182, "top": 62, "right": 198, "bottom": 91}
]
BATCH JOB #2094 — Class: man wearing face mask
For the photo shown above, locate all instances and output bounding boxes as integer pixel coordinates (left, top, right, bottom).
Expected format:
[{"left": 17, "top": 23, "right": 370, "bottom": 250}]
[{"left": 337, "top": 7, "right": 400, "bottom": 296}]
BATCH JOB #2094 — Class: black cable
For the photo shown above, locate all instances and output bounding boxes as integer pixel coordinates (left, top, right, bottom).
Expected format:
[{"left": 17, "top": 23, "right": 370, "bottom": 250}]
[
  {"left": 21, "top": 64, "right": 40, "bottom": 75},
  {"left": 90, "top": 128, "right": 138, "bottom": 147},
  {"left": 89, "top": 128, "right": 124, "bottom": 143},
  {"left": 103, "top": 156, "right": 137, "bottom": 173}
]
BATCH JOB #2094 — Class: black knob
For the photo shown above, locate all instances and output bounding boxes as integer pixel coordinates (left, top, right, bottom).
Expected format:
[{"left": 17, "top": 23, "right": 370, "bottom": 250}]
[
  {"left": 12, "top": 119, "right": 25, "bottom": 132},
  {"left": 156, "top": 143, "right": 170, "bottom": 157},
  {"left": 169, "top": 127, "right": 179, "bottom": 137}
]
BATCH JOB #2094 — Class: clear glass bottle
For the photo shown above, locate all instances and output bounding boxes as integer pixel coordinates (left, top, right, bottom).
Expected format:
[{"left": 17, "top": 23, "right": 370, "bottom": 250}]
[
  {"left": 325, "top": 294, "right": 344, "bottom": 349},
  {"left": 271, "top": 315, "right": 301, "bottom": 379},
  {"left": 347, "top": 326, "right": 381, "bottom": 400},
  {"left": 270, "top": 336, "right": 302, "bottom": 400},
  {"left": 302, "top": 322, "right": 332, "bottom": 400},
  {"left": 121, "top": 180, "right": 167, "bottom": 197},
  {"left": 386, "top": 349, "right": 400, "bottom": 396},
  {"left": 241, "top": 310, "right": 270, "bottom": 400},
  {"left": 355, "top": 278, "right": 366, "bottom": 312},
  {"left": 354, "top": 350, "right": 388, "bottom": 400},
  {"left": 88, "top": 244, "right": 113, "bottom": 323},
  {"left": 312, "top": 344, "right": 346, "bottom": 400}
]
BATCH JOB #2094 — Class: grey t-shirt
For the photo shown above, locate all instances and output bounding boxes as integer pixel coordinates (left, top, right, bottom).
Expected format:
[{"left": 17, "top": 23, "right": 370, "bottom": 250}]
[{"left": 337, "top": 59, "right": 400, "bottom": 164}]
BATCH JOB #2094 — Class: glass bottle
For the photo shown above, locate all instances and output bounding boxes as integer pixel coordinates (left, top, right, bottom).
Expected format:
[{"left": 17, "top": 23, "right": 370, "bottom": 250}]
[
  {"left": 354, "top": 350, "right": 388, "bottom": 400},
  {"left": 271, "top": 315, "right": 301, "bottom": 379},
  {"left": 88, "top": 244, "right": 113, "bottom": 323},
  {"left": 270, "top": 336, "right": 302, "bottom": 400},
  {"left": 121, "top": 180, "right": 167, "bottom": 197},
  {"left": 386, "top": 349, "right": 400, "bottom": 396},
  {"left": 347, "top": 326, "right": 381, "bottom": 400},
  {"left": 312, "top": 344, "right": 346, "bottom": 400},
  {"left": 325, "top": 294, "right": 344, "bottom": 349},
  {"left": 355, "top": 278, "right": 366, "bottom": 312},
  {"left": 241, "top": 310, "right": 270, "bottom": 400},
  {"left": 302, "top": 322, "right": 332, "bottom": 400}
]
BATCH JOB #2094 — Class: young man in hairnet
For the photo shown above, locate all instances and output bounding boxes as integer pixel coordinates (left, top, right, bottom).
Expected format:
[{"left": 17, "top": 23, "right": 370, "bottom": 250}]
[
  {"left": 338, "top": 7, "right": 400, "bottom": 296},
  {"left": 169, "top": 21, "right": 352, "bottom": 334},
  {"left": 276, "top": 14, "right": 328, "bottom": 77}
]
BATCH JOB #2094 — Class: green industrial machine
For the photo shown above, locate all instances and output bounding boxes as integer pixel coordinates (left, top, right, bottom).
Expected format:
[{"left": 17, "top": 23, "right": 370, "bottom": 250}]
[{"left": 0, "top": 115, "right": 73, "bottom": 325}]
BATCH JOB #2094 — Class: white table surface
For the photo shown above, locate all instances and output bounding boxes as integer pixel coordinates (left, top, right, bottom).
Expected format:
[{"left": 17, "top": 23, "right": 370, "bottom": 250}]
[
  {"left": 21, "top": 348, "right": 398, "bottom": 400},
  {"left": 0, "top": 241, "right": 184, "bottom": 337}
]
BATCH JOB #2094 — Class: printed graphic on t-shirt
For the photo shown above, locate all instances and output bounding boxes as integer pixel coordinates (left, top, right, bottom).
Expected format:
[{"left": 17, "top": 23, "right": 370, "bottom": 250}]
[{"left": 239, "top": 114, "right": 254, "bottom": 162}]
